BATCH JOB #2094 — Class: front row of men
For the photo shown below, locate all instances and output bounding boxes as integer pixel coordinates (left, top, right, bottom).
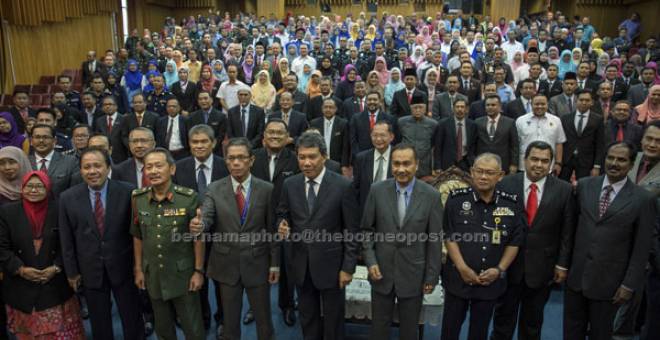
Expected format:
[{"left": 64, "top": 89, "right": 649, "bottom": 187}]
[{"left": 58, "top": 118, "right": 658, "bottom": 340}]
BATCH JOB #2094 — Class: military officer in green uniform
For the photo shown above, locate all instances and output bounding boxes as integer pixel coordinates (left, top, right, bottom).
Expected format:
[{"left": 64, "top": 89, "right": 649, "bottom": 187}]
[{"left": 131, "top": 147, "right": 205, "bottom": 340}]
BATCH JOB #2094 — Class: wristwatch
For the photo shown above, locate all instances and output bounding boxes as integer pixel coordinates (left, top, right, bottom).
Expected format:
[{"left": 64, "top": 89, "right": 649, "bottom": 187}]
[
  {"left": 495, "top": 266, "right": 506, "bottom": 279},
  {"left": 194, "top": 268, "right": 205, "bottom": 275}
]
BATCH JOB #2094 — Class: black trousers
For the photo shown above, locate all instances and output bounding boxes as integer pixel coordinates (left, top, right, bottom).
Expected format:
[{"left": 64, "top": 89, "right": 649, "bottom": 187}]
[
  {"left": 201, "top": 247, "right": 223, "bottom": 325},
  {"left": 298, "top": 268, "right": 345, "bottom": 340},
  {"left": 563, "top": 287, "right": 619, "bottom": 340},
  {"left": 441, "top": 291, "right": 497, "bottom": 340},
  {"left": 84, "top": 268, "right": 144, "bottom": 340},
  {"left": 369, "top": 288, "right": 423, "bottom": 340},
  {"left": 559, "top": 156, "right": 591, "bottom": 181},
  {"left": 278, "top": 243, "right": 296, "bottom": 311},
  {"left": 219, "top": 281, "right": 274, "bottom": 340},
  {"left": 643, "top": 269, "right": 660, "bottom": 340},
  {"left": 491, "top": 281, "right": 552, "bottom": 340}
]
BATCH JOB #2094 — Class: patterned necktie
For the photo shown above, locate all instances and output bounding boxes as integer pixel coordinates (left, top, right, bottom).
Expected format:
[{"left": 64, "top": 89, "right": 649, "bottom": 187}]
[
  {"left": 107, "top": 116, "right": 113, "bottom": 134},
  {"left": 616, "top": 124, "right": 624, "bottom": 142},
  {"left": 136, "top": 114, "right": 143, "bottom": 127},
  {"left": 599, "top": 185, "right": 614, "bottom": 218},
  {"left": 359, "top": 98, "right": 364, "bottom": 112},
  {"left": 568, "top": 96, "right": 573, "bottom": 113},
  {"left": 489, "top": 119, "right": 496, "bottom": 140},
  {"left": 39, "top": 159, "right": 47, "bottom": 172},
  {"left": 236, "top": 184, "right": 246, "bottom": 224},
  {"left": 197, "top": 164, "right": 207, "bottom": 197},
  {"left": 307, "top": 180, "right": 316, "bottom": 213},
  {"left": 240, "top": 107, "right": 247, "bottom": 136},
  {"left": 526, "top": 183, "right": 538, "bottom": 226},
  {"left": 94, "top": 191, "right": 105, "bottom": 236},
  {"left": 638, "top": 161, "right": 651, "bottom": 184}
]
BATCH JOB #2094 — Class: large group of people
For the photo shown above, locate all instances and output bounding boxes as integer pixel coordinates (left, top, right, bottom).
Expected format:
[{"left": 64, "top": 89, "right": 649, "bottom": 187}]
[{"left": 0, "top": 7, "right": 659, "bottom": 340}]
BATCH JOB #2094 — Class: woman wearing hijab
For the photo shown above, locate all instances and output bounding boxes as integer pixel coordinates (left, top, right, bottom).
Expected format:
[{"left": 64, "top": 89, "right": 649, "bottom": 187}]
[
  {"left": 251, "top": 70, "right": 277, "bottom": 112},
  {"left": 558, "top": 50, "right": 577, "bottom": 79},
  {"left": 163, "top": 60, "right": 179, "bottom": 87},
  {"left": 239, "top": 53, "right": 256, "bottom": 86},
  {"left": 510, "top": 51, "right": 526, "bottom": 73},
  {"left": 0, "top": 171, "right": 85, "bottom": 339},
  {"left": 646, "top": 61, "right": 660, "bottom": 85},
  {"left": 120, "top": 59, "right": 144, "bottom": 102},
  {"left": 596, "top": 53, "right": 611, "bottom": 78},
  {"left": 0, "top": 146, "right": 31, "bottom": 204},
  {"left": 0, "top": 112, "right": 29, "bottom": 154},
  {"left": 365, "top": 70, "right": 385, "bottom": 100},
  {"left": 199, "top": 64, "right": 221, "bottom": 98},
  {"left": 590, "top": 38, "right": 604, "bottom": 56},
  {"left": 211, "top": 59, "right": 229, "bottom": 83},
  {"left": 571, "top": 48, "right": 583, "bottom": 66},
  {"left": 306, "top": 70, "right": 323, "bottom": 99},
  {"left": 106, "top": 71, "right": 130, "bottom": 114},
  {"left": 411, "top": 46, "right": 426, "bottom": 67},
  {"left": 335, "top": 64, "right": 360, "bottom": 101},
  {"left": 384, "top": 67, "right": 405, "bottom": 108},
  {"left": 318, "top": 56, "right": 338, "bottom": 84},
  {"left": 272, "top": 58, "right": 294, "bottom": 91},
  {"left": 373, "top": 56, "right": 390, "bottom": 87},
  {"left": 547, "top": 46, "right": 560, "bottom": 65},
  {"left": 419, "top": 68, "right": 443, "bottom": 113},
  {"left": 635, "top": 85, "right": 660, "bottom": 124},
  {"left": 365, "top": 25, "right": 377, "bottom": 41},
  {"left": 297, "top": 63, "right": 314, "bottom": 94}
]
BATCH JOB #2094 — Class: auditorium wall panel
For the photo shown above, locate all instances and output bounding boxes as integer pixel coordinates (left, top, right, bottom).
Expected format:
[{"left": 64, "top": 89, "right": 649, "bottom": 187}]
[
  {"left": 283, "top": 4, "right": 447, "bottom": 22},
  {"left": 2, "top": 15, "right": 114, "bottom": 93}
]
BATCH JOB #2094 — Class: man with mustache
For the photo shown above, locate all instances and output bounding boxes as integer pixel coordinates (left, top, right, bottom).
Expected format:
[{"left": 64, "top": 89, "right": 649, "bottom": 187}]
[{"left": 564, "top": 142, "right": 656, "bottom": 340}]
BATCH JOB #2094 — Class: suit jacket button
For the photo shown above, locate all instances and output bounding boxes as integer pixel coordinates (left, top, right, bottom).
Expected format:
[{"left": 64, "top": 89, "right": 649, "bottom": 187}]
[{"left": 159, "top": 264, "right": 164, "bottom": 268}]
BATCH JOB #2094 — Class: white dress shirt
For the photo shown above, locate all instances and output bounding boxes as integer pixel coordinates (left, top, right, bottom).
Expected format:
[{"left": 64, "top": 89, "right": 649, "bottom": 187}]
[
  {"left": 135, "top": 160, "right": 145, "bottom": 188},
  {"left": 306, "top": 167, "right": 326, "bottom": 198},
  {"left": 167, "top": 115, "right": 184, "bottom": 151},
  {"left": 324, "top": 116, "right": 335, "bottom": 156},
  {"left": 35, "top": 150, "right": 55, "bottom": 171},
  {"left": 574, "top": 110, "right": 590, "bottom": 133}
]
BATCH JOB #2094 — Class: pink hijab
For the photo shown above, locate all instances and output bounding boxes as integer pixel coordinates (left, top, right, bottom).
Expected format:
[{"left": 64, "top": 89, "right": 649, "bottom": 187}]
[{"left": 373, "top": 56, "right": 390, "bottom": 86}]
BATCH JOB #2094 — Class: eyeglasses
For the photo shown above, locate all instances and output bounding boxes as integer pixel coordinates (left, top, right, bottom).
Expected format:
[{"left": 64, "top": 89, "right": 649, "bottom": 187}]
[
  {"left": 226, "top": 155, "right": 251, "bottom": 162},
  {"left": 472, "top": 168, "right": 501, "bottom": 177},
  {"left": 24, "top": 183, "right": 46, "bottom": 192},
  {"left": 32, "top": 135, "right": 53, "bottom": 141}
]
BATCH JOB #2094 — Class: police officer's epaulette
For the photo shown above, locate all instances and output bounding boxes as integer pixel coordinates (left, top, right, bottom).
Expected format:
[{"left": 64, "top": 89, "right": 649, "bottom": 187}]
[
  {"left": 449, "top": 187, "right": 472, "bottom": 197},
  {"left": 132, "top": 187, "right": 150, "bottom": 196},
  {"left": 173, "top": 185, "right": 194, "bottom": 196},
  {"left": 496, "top": 190, "right": 518, "bottom": 202}
]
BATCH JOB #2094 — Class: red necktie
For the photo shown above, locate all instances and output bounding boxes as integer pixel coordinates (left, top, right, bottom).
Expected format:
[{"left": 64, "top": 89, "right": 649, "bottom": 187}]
[
  {"left": 526, "top": 183, "right": 538, "bottom": 226},
  {"left": 235, "top": 184, "right": 246, "bottom": 223},
  {"left": 107, "top": 116, "right": 113, "bottom": 134},
  {"left": 39, "top": 159, "right": 47, "bottom": 172},
  {"left": 616, "top": 124, "right": 624, "bottom": 142},
  {"left": 94, "top": 191, "right": 105, "bottom": 236},
  {"left": 141, "top": 166, "right": 150, "bottom": 188},
  {"left": 407, "top": 91, "right": 412, "bottom": 104},
  {"left": 369, "top": 113, "right": 376, "bottom": 130},
  {"left": 359, "top": 98, "right": 364, "bottom": 112},
  {"left": 638, "top": 160, "right": 650, "bottom": 184}
]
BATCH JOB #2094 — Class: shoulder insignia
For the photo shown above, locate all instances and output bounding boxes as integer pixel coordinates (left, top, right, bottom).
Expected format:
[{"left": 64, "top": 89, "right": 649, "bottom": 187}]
[
  {"left": 173, "top": 185, "right": 194, "bottom": 196},
  {"left": 132, "top": 187, "right": 149, "bottom": 196},
  {"left": 449, "top": 187, "right": 471, "bottom": 197},
  {"left": 496, "top": 190, "right": 518, "bottom": 202}
]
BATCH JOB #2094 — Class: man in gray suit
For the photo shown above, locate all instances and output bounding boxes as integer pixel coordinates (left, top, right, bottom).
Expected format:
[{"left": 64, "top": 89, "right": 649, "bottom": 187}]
[
  {"left": 475, "top": 95, "right": 519, "bottom": 174},
  {"left": 192, "top": 137, "right": 279, "bottom": 340},
  {"left": 29, "top": 124, "right": 80, "bottom": 197},
  {"left": 362, "top": 143, "right": 443, "bottom": 340},
  {"left": 548, "top": 72, "right": 578, "bottom": 117},
  {"left": 627, "top": 67, "right": 657, "bottom": 107},
  {"left": 564, "top": 142, "right": 656, "bottom": 340},
  {"left": 431, "top": 75, "right": 468, "bottom": 120},
  {"left": 617, "top": 121, "right": 660, "bottom": 340}
]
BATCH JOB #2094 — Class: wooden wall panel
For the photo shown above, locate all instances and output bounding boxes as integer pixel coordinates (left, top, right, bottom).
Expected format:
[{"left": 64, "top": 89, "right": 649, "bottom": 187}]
[
  {"left": 283, "top": 3, "right": 447, "bottom": 21},
  {"left": 2, "top": 15, "right": 114, "bottom": 93},
  {"left": 0, "top": 0, "right": 118, "bottom": 26}
]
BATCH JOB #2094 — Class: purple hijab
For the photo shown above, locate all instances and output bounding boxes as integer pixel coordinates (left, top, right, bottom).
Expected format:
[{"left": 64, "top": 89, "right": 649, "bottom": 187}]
[{"left": 0, "top": 112, "right": 26, "bottom": 149}]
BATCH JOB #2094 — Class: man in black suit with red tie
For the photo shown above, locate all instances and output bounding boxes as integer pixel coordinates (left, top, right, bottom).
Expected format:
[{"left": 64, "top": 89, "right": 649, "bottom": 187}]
[
  {"left": 350, "top": 91, "right": 398, "bottom": 161},
  {"left": 605, "top": 100, "right": 643, "bottom": 150},
  {"left": 433, "top": 98, "right": 477, "bottom": 172},
  {"left": 59, "top": 148, "right": 144, "bottom": 340},
  {"left": 390, "top": 68, "right": 427, "bottom": 118},
  {"left": 277, "top": 133, "right": 360, "bottom": 340},
  {"left": 341, "top": 80, "right": 367, "bottom": 122},
  {"left": 559, "top": 90, "right": 605, "bottom": 181},
  {"left": 458, "top": 62, "right": 482, "bottom": 103},
  {"left": 119, "top": 94, "right": 158, "bottom": 152},
  {"left": 226, "top": 87, "right": 265, "bottom": 148},
  {"left": 564, "top": 142, "right": 656, "bottom": 340},
  {"left": 491, "top": 141, "right": 576, "bottom": 340}
]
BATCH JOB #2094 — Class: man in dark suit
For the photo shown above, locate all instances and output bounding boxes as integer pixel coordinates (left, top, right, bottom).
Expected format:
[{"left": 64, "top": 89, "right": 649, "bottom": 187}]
[
  {"left": 59, "top": 148, "right": 144, "bottom": 340},
  {"left": 564, "top": 142, "right": 656, "bottom": 340},
  {"left": 491, "top": 141, "right": 576, "bottom": 340},
  {"left": 341, "top": 80, "right": 367, "bottom": 122},
  {"left": 119, "top": 93, "right": 158, "bottom": 151},
  {"left": 191, "top": 137, "right": 279, "bottom": 340},
  {"left": 469, "top": 82, "right": 497, "bottom": 120},
  {"left": 433, "top": 99, "right": 477, "bottom": 172},
  {"left": 270, "top": 92, "right": 309, "bottom": 143},
  {"left": 29, "top": 124, "right": 80, "bottom": 197},
  {"left": 82, "top": 51, "right": 102, "bottom": 86},
  {"left": 307, "top": 77, "right": 344, "bottom": 121},
  {"left": 277, "top": 133, "right": 359, "bottom": 340},
  {"left": 353, "top": 121, "right": 394, "bottom": 214},
  {"left": 169, "top": 68, "right": 199, "bottom": 113},
  {"left": 549, "top": 72, "right": 578, "bottom": 117},
  {"left": 505, "top": 79, "right": 535, "bottom": 119},
  {"left": 602, "top": 65, "right": 629, "bottom": 102},
  {"left": 576, "top": 62, "right": 601, "bottom": 94},
  {"left": 591, "top": 81, "right": 615, "bottom": 120},
  {"left": 187, "top": 91, "right": 227, "bottom": 156},
  {"left": 112, "top": 127, "right": 156, "bottom": 188},
  {"left": 605, "top": 100, "right": 643, "bottom": 151},
  {"left": 545, "top": 64, "right": 564, "bottom": 98},
  {"left": 252, "top": 119, "right": 300, "bottom": 326},
  {"left": 559, "top": 90, "right": 605, "bottom": 181},
  {"left": 226, "top": 87, "right": 265, "bottom": 148},
  {"left": 362, "top": 143, "right": 443, "bottom": 340},
  {"left": 432, "top": 75, "right": 468, "bottom": 119},
  {"left": 475, "top": 95, "right": 519, "bottom": 174},
  {"left": 154, "top": 98, "right": 189, "bottom": 160},
  {"left": 81, "top": 92, "right": 104, "bottom": 126},
  {"left": 7, "top": 89, "right": 35, "bottom": 134},
  {"left": 272, "top": 74, "right": 309, "bottom": 114},
  {"left": 350, "top": 91, "right": 398, "bottom": 161},
  {"left": 516, "top": 64, "right": 549, "bottom": 99},
  {"left": 458, "top": 62, "right": 482, "bottom": 103},
  {"left": 310, "top": 98, "right": 350, "bottom": 168},
  {"left": 627, "top": 67, "right": 656, "bottom": 107},
  {"left": 94, "top": 96, "right": 127, "bottom": 164},
  {"left": 390, "top": 68, "right": 427, "bottom": 118},
  {"left": 172, "top": 124, "right": 228, "bottom": 332}
]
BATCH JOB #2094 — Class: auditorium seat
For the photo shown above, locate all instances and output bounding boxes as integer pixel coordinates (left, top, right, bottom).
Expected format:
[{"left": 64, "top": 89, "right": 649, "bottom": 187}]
[
  {"left": 39, "top": 76, "right": 56, "bottom": 85},
  {"left": 14, "top": 84, "right": 31, "bottom": 93},
  {"left": 31, "top": 85, "right": 50, "bottom": 94}
]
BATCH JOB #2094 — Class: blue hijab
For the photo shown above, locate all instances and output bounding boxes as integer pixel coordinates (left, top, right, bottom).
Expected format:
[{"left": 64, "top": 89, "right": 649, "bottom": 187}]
[
  {"left": 123, "top": 59, "right": 143, "bottom": 91},
  {"left": 557, "top": 50, "right": 576, "bottom": 80}
]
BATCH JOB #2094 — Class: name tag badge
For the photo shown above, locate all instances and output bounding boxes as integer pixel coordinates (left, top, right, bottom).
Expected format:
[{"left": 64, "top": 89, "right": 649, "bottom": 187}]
[
  {"left": 177, "top": 208, "right": 187, "bottom": 216},
  {"left": 163, "top": 208, "right": 176, "bottom": 216},
  {"left": 492, "top": 230, "right": 501, "bottom": 245},
  {"left": 493, "top": 207, "right": 515, "bottom": 216}
]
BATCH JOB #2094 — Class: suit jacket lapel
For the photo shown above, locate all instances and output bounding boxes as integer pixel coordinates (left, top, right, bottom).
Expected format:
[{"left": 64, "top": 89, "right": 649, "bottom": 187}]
[
  {"left": 402, "top": 182, "right": 423, "bottom": 227},
  {"left": 533, "top": 176, "right": 554, "bottom": 226},
  {"left": 310, "top": 173, "right": 329, "bottom": 218},
  {"left": 601, "top": 180, "right": 633, "bottom": 221},
  {"left": 80, "top": 187, "right": 101, "bottom": 240},
  {"left": 243, "top": 179, "right": 257, "bottom": 229},
  {"left": 48, "top": 153, "right": 61, "bottom": 177},
  {"left": 222, "top": 178, "right": 242, "bottom": 228},
  {"left": 386, "top": 182, "right": 400, "bottom": 226}
]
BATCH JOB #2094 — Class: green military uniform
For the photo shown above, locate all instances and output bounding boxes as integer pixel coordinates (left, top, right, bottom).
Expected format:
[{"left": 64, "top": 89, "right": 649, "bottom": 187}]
[{"left": 130, "top": 183, "right": 205, "bottom": 340}]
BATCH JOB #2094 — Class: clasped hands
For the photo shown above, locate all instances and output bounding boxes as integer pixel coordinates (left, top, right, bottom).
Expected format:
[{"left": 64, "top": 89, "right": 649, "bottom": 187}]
[{"left": 18, "top": 265, "right": 58, "bottom": 284}]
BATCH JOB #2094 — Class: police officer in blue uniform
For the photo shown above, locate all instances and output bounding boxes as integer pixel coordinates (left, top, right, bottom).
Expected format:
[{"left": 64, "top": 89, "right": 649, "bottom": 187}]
[
  {"left": 145, "top": 73, "right": 174, "bottom": 116},
  {"left": 441, "top": 152, "right": 524, "bottom": 340}
]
